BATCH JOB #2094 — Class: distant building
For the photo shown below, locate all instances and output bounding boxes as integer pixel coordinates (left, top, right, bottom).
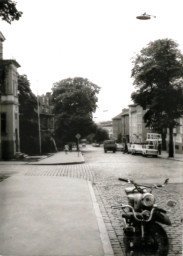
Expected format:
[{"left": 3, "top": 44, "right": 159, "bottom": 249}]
[
  {"left": 128, "top": 104, "right": 152, "bottom": 143},
  {"left": 121, "top": 108, "right": 129, "bottom": 143},
  {"left": 112, "top": 112, "right": 122, "bottom": 140},
  {"left": 99, "top": 121, "right": 113, "bottom": 139},
  {"left": 38, "top": 92, "right": 54, "bottom": 135},
  {"left": 0, "top": 32, "right": 21, "bottom": 160},
  {"left": 112, "top": 109, "right": 129, "bottom": 143}
]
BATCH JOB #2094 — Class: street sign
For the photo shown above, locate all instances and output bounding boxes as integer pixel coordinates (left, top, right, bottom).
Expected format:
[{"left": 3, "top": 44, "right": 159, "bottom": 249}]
[{"left": 75, "top": 133, "right": 81, "bottom": 139}]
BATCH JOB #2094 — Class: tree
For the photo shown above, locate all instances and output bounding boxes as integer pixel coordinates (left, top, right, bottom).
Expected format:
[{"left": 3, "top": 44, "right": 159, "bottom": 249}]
[
  {"left": 18, "top": 75, "right": 39, "bottom": 154},
  {"left": 0, "top": 0, "right": 22, "bottom": 23},
  {"left": 93, "top": 127, "right": 109, "bottom": 143},
  {"left": 52, "top": 77, "right": 100, "bottom": 146},
  {"left": 131, "top": 39, "right": 183, "bottom": 157}
]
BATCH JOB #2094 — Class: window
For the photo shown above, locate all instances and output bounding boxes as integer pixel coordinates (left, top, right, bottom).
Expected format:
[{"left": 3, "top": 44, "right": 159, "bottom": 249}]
[{"left": 1, "top": 113, "right": 6, "bottom": 133}]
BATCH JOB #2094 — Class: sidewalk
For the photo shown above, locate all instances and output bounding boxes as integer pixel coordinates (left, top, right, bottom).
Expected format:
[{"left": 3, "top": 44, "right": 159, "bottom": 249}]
[
  {"left": 158, "top": 150, "right": 183, "bottom": 162},
  {"left": 28, "top": 151, "right": 85, "bottom": 165},
  {"left": 0, "top": 151, "right": 85, "bottom": 165},
  {"left": 0, "top": 175, "right": 114, "bottom": 256}
]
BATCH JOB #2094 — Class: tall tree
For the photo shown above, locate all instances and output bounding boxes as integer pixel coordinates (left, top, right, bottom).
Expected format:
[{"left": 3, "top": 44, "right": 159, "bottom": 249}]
[
  {"left": 131, "top": 39, "right": 183, "bottom": 157},
  {"left": 52, "top": 77, "right": 100, "bottom": 146},
  {"left": 18, "top": 75, "right": 39, "bottom": 154},
  {"left": 0, "top": 0, "right": 22, "bottom": 23}
]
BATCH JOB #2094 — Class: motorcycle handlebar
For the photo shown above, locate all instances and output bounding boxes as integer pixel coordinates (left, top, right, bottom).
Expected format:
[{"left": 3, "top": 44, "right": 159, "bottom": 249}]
[
  {"left": 118, "top": 178, "right": 129, "bottom": 182},
  {"left": 118, "top": 177, "right": 169, "bottom": 189}
]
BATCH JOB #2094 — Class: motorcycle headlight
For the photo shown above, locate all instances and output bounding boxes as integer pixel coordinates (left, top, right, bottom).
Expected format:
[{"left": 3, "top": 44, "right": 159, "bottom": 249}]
[{"left": 142, "top": 193, "right": 155, "bottom": 207}]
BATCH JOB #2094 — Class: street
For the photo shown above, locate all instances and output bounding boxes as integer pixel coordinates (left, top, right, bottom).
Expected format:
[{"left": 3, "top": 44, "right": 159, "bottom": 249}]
[
  {"left": 0, "top": 145, "right": 182, "bottom": 256},
  {"left": 83, "top": 145, "right": 183, "bottom": 256}
]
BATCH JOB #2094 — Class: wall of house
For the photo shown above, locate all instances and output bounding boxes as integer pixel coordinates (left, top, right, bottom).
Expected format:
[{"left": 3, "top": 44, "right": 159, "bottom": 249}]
[
  {"left": 0, "top": 62, "right": 20, "bottom": 159},
  {"left": 112, "top": 118, "right": 122, "bottom": 140}
]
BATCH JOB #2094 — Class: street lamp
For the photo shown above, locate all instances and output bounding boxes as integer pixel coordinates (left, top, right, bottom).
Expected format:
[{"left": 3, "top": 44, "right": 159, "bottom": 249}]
[{"left": 136, "top": 13, "right": 156, "bottom": 20}]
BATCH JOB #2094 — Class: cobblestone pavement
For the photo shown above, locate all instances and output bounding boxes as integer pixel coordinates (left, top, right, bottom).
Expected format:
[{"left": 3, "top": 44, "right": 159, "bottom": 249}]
[
  {"left": 0, "top": 155, "right": 182, "bottom": 256},
  {"left": 93, "top": 176, "right": 183, "bottom": 256}
]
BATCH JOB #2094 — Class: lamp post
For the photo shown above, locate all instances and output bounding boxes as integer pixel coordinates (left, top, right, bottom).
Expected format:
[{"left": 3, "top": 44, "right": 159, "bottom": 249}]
[
  {"left": 136, "top": 13, "right": 156, "bottom": 20},
  {"left": 37, "top": 93, "right": 42, "bottom": 155}
]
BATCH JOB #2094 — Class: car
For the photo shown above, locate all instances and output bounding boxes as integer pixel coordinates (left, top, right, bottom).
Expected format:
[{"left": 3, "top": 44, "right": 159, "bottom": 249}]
[
  {"left": 142, "top": 144, "right": 158, "bottom": 157},
  {"left": 127, "top": 143, "right": 132, "bottom": 153},
  {"left": 103, "top": 140, "right": 116, "bottom": 153},
  {"left": 131, "top": 144, "right": 143, "bottom": 155},
  {"left": 116, "top": 143, "right": 124, "bottom": 152},
  {"left": 92, "top": 143, "right": 100, "bottom": 147}
]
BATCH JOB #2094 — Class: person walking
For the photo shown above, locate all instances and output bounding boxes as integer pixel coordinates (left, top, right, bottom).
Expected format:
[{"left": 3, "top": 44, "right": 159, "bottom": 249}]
[
  {"left": 158, "top": 142, "right": 162, "bottom": 155},
  {"left": 123, "top": 143, "right": 128, "bottom": 154},
  {"left": 64, "top": 144, "right": 69, "bottom": 154}
]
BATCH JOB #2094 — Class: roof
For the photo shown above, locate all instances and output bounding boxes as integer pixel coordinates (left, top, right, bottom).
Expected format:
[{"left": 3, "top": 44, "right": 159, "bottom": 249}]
[
  {"left": 0, "top": 59, "right": 21, "bottom": 68},
  {"left": 121, "top": 109, "right": 129, "bottom": 116},
  {"left": 0, "top": 32, "right": 5, "bottom": 42},
  {"left": 112, "top": 112, "right": 122, "bottom": 120}
]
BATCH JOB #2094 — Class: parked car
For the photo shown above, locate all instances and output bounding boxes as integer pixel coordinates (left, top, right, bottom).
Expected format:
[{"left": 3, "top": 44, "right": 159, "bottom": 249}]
[
  {"left": 92, "top": 143, "right": 100, "bottom": 147},
  {"left": 131, "top": 144, "right": 143, "bottom": 155},
  {"left": 142, "top": 144, "right": 158, "bottom": 157},
  {"left": 127, "top": 143, "right": 132, "bottom": 153},
  {"left": 116, "top": 143, "right": 124, "bottom": 152},
  {"left": 103, "top": 140, "right": 116, "bottom": 153}
]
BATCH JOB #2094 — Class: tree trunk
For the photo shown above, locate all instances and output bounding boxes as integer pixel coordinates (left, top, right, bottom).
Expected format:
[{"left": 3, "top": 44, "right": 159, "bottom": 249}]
[
  {"left": 161, "top": 130, "right": 167, "bottom": 151},
  {"left": 168, "top": 126, "right": 174, "bottom": 158}
]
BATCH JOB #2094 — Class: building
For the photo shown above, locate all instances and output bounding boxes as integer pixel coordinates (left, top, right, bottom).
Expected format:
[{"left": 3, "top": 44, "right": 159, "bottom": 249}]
[
  {"left": 121, "top": 108, "right": 129, "bottom": 143},
  {"left": 38, "top": 92, "right": 56, "bottom": 152},
  {"left": 0, "top": 32, "right": 21, "bottom": 160},
  {"left": 99, "top": 121, "right": 113, "bottom": 139},
  {"left": 38, "top": 92, "right": 54, "bottom": 135},
  {"left": 128, "top": 104, "right": 151, "bottom": 143},
  {"left": 112, "top": 112, "right": 122, "bottom": 140},
  {"left": 112, "top": 108, "right": 129, "bottom": 142}
]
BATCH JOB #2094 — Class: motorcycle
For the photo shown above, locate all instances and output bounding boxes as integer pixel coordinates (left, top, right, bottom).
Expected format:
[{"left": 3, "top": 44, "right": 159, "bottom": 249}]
[{"left": 112, "top": 178, "right": 176, "bottom": 256}]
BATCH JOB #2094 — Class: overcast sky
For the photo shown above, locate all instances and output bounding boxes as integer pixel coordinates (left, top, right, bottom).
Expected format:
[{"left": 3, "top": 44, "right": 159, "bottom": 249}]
[{"left": 1, "top": 0, "right": 183, "bottom": 121}]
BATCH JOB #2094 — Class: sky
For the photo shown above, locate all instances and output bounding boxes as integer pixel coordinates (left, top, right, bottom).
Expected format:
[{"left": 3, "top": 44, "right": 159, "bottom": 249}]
[{"left": 1, "top": 0, "right": 183, "bottom": 122}]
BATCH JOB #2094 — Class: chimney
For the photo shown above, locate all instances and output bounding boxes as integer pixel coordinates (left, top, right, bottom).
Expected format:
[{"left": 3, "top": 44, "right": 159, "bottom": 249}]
[{"left": 0, "top": 32, "right": 6, "bottom": 59}]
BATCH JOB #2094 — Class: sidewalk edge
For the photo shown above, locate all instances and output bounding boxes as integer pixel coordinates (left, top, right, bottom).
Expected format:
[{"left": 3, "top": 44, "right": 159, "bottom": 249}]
[{"left": 87, "top": 181, "right": 114, "bottom": 256}]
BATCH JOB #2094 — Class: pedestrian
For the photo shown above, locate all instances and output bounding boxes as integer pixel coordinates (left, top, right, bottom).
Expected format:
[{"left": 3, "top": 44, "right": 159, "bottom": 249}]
[
  {"left": 123, "top": 143, "right": 128, "bottom": 154},
  {"left": 64, "top": 144, "right": 69, "bottom": 154},
  {"left": 69, "top": 143, "right": 72, "bottom": 152},
  {"left": 158, "top": 142, "right": 162, "bottom": 155}
]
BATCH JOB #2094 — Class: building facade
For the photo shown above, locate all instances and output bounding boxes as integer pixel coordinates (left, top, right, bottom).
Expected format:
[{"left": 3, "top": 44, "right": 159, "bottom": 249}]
[
  {"left": 99, "top": 121, "right": 113, "bottom": 139},
  {"left": 121, "top": 108, "right": 129, "bottom": 143},
  {"left": 0, "top": 32, "right": 21, "bottom": 159},
  {"left": 112, "top": 112, "right": 122, "bottom": 140},
  {"left": 38, "top": 92, "right": 54, "bottom": 135},
  {"left": 112, "top": 108, "right": 129, "bottom": 143},
  {"left": 128, "top": 104, "right": 151, "bottom": 143}
]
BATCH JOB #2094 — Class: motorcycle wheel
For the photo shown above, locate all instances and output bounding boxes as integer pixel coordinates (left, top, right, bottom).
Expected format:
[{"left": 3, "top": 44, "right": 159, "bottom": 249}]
[{"left": 124, "top": 223, "right": 169, "bottom": 256}]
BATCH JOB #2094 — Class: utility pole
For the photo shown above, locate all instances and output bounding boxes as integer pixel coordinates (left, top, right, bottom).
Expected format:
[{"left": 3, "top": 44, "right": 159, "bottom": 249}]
[{"left": 37, "top": 93, "right": 42, "bottom": 155}]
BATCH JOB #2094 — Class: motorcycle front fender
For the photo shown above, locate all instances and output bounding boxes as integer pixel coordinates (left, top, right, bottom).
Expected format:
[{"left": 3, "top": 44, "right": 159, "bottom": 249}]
[{"left": 153, "top": 210, "right": 171, "bottom": 226}]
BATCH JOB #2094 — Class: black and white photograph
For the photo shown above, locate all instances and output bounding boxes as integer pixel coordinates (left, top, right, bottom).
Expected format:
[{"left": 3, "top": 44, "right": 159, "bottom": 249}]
[{"left": 0, "top": 0, "right": 183, "bottom": 255}]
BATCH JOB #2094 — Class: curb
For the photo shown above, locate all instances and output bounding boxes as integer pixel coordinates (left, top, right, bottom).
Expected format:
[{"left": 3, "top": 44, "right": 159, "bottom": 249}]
[
  {"left": 27, "top": 161, "right": 85, "bottom": 166},
  {"left": 158, "top": 156, "right": 183, "bottom": 162},
  {"left": 87, "top": 181, "right": 115, "bottom": 256},
  {"left": 27, "top": 152, "right": 85, "bottom": 165}
]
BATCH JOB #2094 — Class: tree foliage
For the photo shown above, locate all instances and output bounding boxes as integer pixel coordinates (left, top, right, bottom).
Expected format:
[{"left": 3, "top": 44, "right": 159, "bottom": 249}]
[
  {"left": 18, "top": 75, "right": 39, "bottom": 154},
  {"left": 0, "top": 0, "right": 22, "bottom": 23},
  {"left": 93, "top": 126, "right": 109, "bottom": 143},
  {"left": 131, "top": 39, "right": 183, "bottom": 157},
  {"left": 52, "top": 77, "right": 100, "bottom": 145}
]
